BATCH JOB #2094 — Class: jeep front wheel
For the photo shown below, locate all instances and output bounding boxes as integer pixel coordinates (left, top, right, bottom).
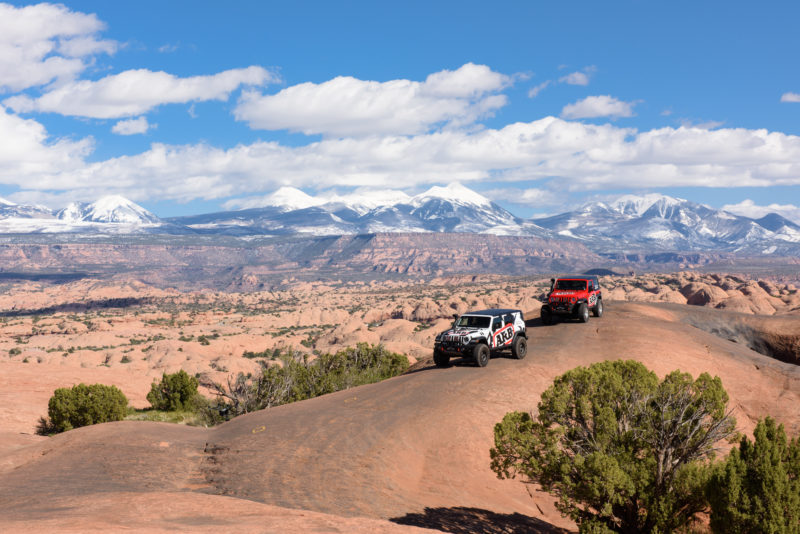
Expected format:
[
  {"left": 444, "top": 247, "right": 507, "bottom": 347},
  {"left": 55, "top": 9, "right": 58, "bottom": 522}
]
[
  {"left": 511, "top": 336, "right": 527, "bottom": 360},
  {"left": 433, "top": 350, "right": 450, "bottom": 368},
  {"left": 473, "top": 344, "right": 490, "bottom": 367},
  {"left": 577, "top": 303, "right": 589, "bottom": 323},
  {"left": 592, "top": 299, "right": 604, "bottom": 318},
  {"left": 540, "top": 307, "right": 552, "bottom": 325}
]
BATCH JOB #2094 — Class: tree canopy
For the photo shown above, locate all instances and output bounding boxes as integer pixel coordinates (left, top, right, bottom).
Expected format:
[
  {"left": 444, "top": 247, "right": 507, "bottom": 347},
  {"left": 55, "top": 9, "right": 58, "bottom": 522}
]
[
  {"left": 490, "top": 360, "right": 736, "bottom": 533},
  {"left": 708, "top": 416, "right": 800, "bottom": 533}
]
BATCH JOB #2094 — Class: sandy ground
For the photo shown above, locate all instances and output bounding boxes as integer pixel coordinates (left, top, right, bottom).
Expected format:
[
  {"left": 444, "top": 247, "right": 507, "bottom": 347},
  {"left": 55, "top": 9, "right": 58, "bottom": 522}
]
[{"left": 1, "top": 295, "right": 799, "bottom": 532}]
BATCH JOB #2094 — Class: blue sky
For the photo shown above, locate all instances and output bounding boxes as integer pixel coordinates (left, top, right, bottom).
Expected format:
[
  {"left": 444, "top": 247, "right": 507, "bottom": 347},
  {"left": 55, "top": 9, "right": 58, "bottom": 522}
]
[{"left": 0, "top": 0, "right": 799, "bottom": 222}]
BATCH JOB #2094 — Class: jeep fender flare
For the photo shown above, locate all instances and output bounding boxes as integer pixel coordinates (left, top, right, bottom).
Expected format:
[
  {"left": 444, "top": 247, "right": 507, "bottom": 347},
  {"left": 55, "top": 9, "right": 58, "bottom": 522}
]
[{"left": 469, "top": 337, "right": 489, "bottom": 347}]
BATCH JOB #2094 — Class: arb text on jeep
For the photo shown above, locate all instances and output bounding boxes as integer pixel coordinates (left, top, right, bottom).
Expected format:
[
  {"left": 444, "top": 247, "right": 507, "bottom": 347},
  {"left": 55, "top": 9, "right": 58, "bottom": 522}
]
[
  {"left": 540, "top": 274, "right": 603, "bottom": 325},
  {"left": 433, "top": 309, "right": 527, "bottom": 368}
]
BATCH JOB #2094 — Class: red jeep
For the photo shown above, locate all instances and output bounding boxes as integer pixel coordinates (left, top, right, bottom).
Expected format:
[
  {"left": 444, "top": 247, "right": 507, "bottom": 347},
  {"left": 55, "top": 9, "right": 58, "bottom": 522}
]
[{"left": 540, "top": 274, "right": 603, "bottom": 324}]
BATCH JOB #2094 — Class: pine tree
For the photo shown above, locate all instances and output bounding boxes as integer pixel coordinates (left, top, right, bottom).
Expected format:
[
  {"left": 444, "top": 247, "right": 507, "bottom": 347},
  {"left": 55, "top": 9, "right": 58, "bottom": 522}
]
[{"left": 709, "top": 417, "right": 800, "bottom": 533}]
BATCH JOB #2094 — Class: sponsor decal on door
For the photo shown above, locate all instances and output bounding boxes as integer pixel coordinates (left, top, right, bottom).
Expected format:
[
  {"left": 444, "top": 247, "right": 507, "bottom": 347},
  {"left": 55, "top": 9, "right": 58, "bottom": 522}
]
[{"left": 494, "top": 324, "right": 514, "bottom": 347}]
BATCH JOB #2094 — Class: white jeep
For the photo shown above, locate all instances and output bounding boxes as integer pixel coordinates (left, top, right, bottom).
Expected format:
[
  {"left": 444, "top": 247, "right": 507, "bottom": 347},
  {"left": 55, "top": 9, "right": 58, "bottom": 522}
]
[{"left": 433, "top": 308, "right": 527, "bottom": 367}]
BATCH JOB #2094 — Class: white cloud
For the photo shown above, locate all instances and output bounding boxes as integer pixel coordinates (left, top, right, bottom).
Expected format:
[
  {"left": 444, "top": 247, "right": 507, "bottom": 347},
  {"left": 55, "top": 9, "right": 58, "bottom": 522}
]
[
  {"left": 559, "top": 71, "right": 590, "bottom": 85},
  {"left": 112, "top": 116, "right": 151, "bottom": 135},
  {"left": 3, "top": 112, "right": 800, "bottom": 205},
  {"left": 234, "top": 63, "right": 511, "bottom": 137},
  {"left": 678, "top": 119, "right": 724, "bottom": 130},
  {"left": 0, "top": 105, "right": 92, "bottom": 185},
  {"left": 528, "top": 81, "right": 551, "bottom": 98},
  {"left": 484, "top": 187, "right": 560, "bottom": 207},
  {"left": 4, "top": 66, "right": 277, "bottom": 118},
  {"left": 722, "top": 199, "right": 800, "bottom": 225},
  {"left": 0, "top": 2, "right": 117, "bottom": 92},
  {"left": 559, "top": 66, "right": 596, "bottom": 86},
  {"left": 781, "top": 92, "right": 800, "bottom": 103},
  {"left": 561, "top": 95, "right": 637, "bottom": 119},
  {"left": 158, "top": 43, "right": 180, "bottom": 53}
]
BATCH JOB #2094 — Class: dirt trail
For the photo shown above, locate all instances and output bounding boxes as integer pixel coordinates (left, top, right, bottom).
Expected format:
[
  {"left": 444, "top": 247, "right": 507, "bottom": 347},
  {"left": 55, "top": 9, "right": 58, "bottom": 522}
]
[{"left": 2, "top": 302, "right": 799, "bottom": 532}]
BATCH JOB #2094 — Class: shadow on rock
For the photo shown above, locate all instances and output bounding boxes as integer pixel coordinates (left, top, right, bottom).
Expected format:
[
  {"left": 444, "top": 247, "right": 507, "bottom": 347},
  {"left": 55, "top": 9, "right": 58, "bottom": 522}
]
[
  {"left": 0, "top": 297, "right": 152, "bottom": 317},
  {"left": 390, "top": 506, "right": 569, "bottom": 534}
]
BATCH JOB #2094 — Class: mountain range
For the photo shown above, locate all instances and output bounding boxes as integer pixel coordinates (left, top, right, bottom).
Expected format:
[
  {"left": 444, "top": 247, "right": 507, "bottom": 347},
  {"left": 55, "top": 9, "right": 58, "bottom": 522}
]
[{"left": 0, "top": 185, "right": 798, "bottom": 255}]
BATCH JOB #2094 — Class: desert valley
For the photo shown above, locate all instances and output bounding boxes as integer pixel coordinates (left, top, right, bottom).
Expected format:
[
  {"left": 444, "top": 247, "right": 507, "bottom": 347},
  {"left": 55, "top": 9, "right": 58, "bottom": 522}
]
[{"left": 1, "top": 240, "right": 800, "bottom": 532}]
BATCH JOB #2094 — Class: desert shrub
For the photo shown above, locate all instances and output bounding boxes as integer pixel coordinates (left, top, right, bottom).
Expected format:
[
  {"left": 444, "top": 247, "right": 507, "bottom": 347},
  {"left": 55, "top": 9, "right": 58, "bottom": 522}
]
[
  {"left": 708, "top": 416, "right": 800, "bottom": 533},
  {"left": 490, "top": 360, "right": 736, "bottom": 533},
  {"left": 203, "top": 343, "right": 409, "bottom": 420},
  {"left": 126, "top": 394, "right": 218, "bottom": 426},
  {"left": 147, "top": 370, "right": 199, "bottom": 411},
  {"left": 40, "top": 383, "right": 128, "bottom": 434}
]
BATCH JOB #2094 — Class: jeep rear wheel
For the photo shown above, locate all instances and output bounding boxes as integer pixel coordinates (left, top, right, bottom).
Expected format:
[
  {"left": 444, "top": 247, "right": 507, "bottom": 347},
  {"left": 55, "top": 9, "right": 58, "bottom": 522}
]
[
  {"left": 511, "top": 336, "right": 527, "bottom": 359},
  {"left": 578, "top": 303, "right": 589, "bottom": 323},
  {"left": 540, "top": 307, "right": 552, "bottom": 325},
  {"left": 474, "top": 343, "right": 490, "bottom": 367},
  {"left": 433, "top": 350, "right": 450, "bottom": 368},
  {"left": 592, "top": 299, "right": 604, "bottom": 318}
]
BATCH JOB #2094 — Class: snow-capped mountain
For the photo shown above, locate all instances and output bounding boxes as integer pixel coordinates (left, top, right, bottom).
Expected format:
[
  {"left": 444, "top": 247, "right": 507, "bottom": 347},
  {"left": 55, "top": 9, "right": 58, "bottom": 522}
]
[
  {"left": 533, "top": 194, "right": 800, "bottom": 254},
  {"left": 0, "top": 188, "right": 798, "bottom": 255},
  {"left": 0, "top": 197, "right": 53, "bottom": 219},
  {"left": 0, "top": 195, "right": 167, "bottom": 234},
  {"left": 174, "top": 183, "right": 535, "bottom": 236},
  {"left": 57, "top": 195, "right": 161, "bottom": 224}
]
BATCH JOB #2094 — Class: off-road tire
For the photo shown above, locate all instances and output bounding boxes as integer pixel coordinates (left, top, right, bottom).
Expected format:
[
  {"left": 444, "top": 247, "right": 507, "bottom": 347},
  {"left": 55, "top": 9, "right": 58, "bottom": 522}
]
[
  {"left": 511, "top": 336, "right": 527, "bottom": 359},
  {"left": 433, "top": 350, "right": 450, "bottom": 368},
  {"left": 540, "top": 307, "right": 552, "bottom": 326},
  {"left": 592, "top": 299, "right": 604, "bottom": 318},
  {"left": 577, "top": 303, "right": 589, "bottom": 323},
  {"left": 474, "top": 343, "right": 490, "bottom": 367}
]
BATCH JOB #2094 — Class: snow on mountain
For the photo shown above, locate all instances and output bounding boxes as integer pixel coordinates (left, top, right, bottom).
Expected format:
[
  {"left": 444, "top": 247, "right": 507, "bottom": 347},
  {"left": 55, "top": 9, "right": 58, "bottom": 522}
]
[
  {"left": 533, "top": 193, "right": 800, "bottom": 253},
  {"left": 0, "top": 197, "right": 54, "bottom": 220},
  {"left": 57, "top": 195, "right": 161, "bottom": 224},
  {"left": 410, "top": 182, "right": 492, "bottom": 208},
  {"left": 319, "top": 189, "right": 412, "bottom": 215},
  {"left": 170, "top": 183, "right": 526, "bottom": 236},
  {"left": 264, "top": 187, "right": 323, "bottom": 212},
  {"left": 0, "top": 188, "right": 797, "bottom": 255},
  {"left": 605, "top": 193, "right": 684, "bottom": 217}
]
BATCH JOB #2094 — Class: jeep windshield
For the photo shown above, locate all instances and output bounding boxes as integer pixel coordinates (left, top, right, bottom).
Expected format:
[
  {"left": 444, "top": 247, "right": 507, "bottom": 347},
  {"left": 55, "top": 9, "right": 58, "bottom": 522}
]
[
  {"left": 455, "top": 315, "right": 491, "bottom": 328},
  {"left": 555, "top": 279, "right": 587, "bottom": 291}
]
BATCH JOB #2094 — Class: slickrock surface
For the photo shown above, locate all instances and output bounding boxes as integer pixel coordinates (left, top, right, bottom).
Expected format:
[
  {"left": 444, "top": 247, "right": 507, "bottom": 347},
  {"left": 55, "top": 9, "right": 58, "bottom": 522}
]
[
  {"left": 2, "top": 297, "right": 799, "bottom": 532},
  {"left": 602, "top": 272, "right": 800, "bottom": 315}
]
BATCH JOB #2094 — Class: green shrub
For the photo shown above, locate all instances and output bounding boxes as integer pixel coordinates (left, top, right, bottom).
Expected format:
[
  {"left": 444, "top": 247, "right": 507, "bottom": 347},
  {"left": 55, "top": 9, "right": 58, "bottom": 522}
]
[
  {"left": 147, "top": 370, "right": 199, "bottom": 411},
  {"left": 490, "top": 360, "right": 736, "bottom": 533},
  {"left": 41, "top": 383, "right": 128, "bottom": 434},
  {"left": 708, "top": 416, "right": 800, "bottom": 533},
  {"left": 204, "top": 343, "right": 409, "bottom": 419}
]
